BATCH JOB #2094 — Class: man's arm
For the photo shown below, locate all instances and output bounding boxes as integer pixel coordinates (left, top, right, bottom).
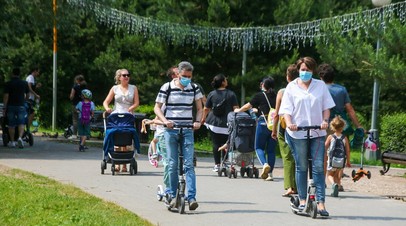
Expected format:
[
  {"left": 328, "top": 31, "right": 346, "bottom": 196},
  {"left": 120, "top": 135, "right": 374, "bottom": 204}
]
[
  {"left": 193, "top": 98, "right": 203, "bottom": 129},
  {"left": 345, "top": 103, "right": 362, "bottom": 128}
]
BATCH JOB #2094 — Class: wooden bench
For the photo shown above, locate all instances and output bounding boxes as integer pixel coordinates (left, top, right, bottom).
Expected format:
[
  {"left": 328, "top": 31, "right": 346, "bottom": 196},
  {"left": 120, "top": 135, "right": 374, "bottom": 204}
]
[{"left": 380, "top": 151, "right": 406, "bottom": 175}]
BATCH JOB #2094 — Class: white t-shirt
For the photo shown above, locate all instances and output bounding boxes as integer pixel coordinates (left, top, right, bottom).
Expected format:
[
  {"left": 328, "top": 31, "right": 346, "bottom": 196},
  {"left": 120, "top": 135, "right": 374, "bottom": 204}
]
[
  {"left": 279, "top": 78, "right": 335, "bottom": 139},
  {"left": 26, "top": 74, "right": 36, "bottom": 101}
]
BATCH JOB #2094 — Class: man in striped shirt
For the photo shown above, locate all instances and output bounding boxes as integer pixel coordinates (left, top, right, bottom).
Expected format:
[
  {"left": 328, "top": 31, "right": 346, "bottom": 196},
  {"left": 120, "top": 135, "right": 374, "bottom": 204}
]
[{"left": 154, "top": 61, "right": 203, "bottom": 211}]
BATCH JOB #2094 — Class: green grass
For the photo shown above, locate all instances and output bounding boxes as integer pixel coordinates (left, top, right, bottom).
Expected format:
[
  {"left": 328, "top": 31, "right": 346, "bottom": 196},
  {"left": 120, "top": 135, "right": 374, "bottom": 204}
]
[{"left": 0, "top": 168, "right": 153, "bottom": 226}]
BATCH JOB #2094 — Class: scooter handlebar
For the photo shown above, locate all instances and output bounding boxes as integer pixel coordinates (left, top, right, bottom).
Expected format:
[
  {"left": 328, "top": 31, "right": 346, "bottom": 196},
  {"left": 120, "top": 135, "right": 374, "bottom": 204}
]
[{"left": 297, "top": 125, "right": 321, "bottom": 131}]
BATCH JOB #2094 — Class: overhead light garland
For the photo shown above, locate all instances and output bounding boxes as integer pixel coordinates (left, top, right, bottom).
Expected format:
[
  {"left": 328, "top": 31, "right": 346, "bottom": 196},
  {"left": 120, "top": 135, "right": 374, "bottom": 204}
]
[{"left": 66, "top": 0, "right": 406, "bottom": 51}]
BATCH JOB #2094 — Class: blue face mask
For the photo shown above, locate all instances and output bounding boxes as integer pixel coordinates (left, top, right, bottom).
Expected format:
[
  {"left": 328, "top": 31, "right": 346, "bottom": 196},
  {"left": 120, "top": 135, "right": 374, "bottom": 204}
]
[
  {"left": 299, "top": 71, "right": 312, "bottom": 82},
  {"left": 180, "top": 76, "right": 191, "bottom": 87}
]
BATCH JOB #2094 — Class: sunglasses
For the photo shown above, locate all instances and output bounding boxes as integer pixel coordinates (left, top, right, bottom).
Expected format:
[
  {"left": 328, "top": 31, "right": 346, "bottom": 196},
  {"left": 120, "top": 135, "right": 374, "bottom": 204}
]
[{"left": 121, "top": 74, "right": 130, "bottom": 78}]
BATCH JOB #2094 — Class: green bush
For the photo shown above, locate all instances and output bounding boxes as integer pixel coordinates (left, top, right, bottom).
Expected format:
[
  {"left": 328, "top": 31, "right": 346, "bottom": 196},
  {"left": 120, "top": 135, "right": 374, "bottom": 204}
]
[{"left": 380, "top": 113, "right": 406, "bottom": 153}]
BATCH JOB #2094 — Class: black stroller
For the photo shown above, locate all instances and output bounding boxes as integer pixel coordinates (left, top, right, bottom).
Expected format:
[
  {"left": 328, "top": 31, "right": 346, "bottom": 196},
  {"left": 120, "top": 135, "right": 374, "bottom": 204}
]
[
  {"left": 1, "top": 102, "right": 34, "bottom": 147},
  {"left": 218, "top": 112, "right": 258, "bottom": 178},
  {"left": 100, "top": 112, "right": 140, "bottom": 175}
]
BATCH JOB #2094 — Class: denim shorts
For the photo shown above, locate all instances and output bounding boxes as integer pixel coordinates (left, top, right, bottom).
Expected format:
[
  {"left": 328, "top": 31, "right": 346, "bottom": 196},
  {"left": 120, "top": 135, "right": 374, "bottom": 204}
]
[{"left": 7, "top": 105, "right": 27, "bottom": 127}]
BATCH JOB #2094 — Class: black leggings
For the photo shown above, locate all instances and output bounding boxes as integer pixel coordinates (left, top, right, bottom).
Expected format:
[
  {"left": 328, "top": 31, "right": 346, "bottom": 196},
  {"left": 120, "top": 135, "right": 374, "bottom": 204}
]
[{"left": 210, "top": 130, "right": 228, "bottom": 165}]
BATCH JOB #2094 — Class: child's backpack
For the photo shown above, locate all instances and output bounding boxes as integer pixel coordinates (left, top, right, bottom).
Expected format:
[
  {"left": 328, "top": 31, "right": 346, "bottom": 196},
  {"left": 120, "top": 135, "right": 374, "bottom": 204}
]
[
  {"left": 80, "top": 101, "right": 92, "bottom": 125},
  {"left": 228, "top": 112, "right": 256, "bottom": 153},
  {"left": 328, "top": 134, "right": 346, "bottom": 168}
]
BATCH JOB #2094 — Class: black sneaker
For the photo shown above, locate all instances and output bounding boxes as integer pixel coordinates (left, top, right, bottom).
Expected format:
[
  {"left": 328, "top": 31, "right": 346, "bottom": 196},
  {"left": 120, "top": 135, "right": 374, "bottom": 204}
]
[
  {"left": 189, "top": 199, "right": 199, "bottom": 211},
  {"left": 79, "top": 145, "right": 85, "bottom": 152}
]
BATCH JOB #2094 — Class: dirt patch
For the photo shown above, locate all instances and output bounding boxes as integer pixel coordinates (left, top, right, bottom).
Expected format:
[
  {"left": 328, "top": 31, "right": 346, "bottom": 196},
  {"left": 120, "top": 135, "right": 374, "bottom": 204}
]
[{"left": 340, "top": 166, "right": 406, "bottom": 201}]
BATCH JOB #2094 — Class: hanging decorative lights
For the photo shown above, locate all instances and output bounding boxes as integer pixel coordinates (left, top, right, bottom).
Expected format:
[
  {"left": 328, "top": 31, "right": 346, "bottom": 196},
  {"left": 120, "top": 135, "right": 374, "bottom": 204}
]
[{"left": 66, "top": 0, "right": 406, "bottom": 51}]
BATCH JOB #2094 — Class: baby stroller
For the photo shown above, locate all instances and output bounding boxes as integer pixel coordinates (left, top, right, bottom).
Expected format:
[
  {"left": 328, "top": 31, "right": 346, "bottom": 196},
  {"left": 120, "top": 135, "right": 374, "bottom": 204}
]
[
  {"left": 1, "top": 102, "right": 34, "bottom": 147},
  {"left": 219, "top": 112, "right": 258, "bottom": 178},
  {"left": 100, "top": 112, "right": 140, "bottom": 175}
]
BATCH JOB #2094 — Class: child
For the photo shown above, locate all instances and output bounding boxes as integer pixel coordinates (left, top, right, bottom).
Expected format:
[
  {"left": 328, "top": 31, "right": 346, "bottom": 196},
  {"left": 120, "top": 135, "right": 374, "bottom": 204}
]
[
  {"left": 75, "top": 89, "right": 95, "bottom": 152},
  {"left": 141, "top": 117, "right": 164, "bottom": 160},
  {"left": 325, "top": 115, "right": 351, "bottom": 197}
]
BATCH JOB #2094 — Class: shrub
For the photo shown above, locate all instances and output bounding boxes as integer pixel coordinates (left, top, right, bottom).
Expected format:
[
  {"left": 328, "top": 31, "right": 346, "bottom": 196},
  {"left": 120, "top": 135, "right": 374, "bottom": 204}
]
[{"left": 380, "top": 113, "right": 406, "bottom": 153}]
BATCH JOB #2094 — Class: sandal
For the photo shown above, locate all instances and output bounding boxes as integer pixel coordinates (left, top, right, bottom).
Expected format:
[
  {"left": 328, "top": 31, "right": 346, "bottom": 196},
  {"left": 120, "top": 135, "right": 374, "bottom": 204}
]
[
  {"left": 114, "top": 166, "right": 120, "bottom": 172},
  {"left": 282, "top": 189, "right": 296, "bottom": 197}
]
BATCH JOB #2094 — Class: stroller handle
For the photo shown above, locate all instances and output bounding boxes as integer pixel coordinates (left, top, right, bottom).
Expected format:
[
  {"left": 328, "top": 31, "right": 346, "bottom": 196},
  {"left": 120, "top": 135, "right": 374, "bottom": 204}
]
[{"left": 297, "top": 125, "right": 321, "bottom": 131}]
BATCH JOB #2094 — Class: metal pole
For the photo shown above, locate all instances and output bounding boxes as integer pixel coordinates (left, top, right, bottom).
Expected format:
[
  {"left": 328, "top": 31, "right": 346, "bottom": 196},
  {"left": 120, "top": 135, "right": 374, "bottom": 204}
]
[
  {"left": 370, "top": 39, "right": 380, "bottom": 137},
  {"left": 52, "top": 0, "right": 57, "bottom": 131},
  {"left": 241, "top": 43, "right": 246, "bottom": 106}
]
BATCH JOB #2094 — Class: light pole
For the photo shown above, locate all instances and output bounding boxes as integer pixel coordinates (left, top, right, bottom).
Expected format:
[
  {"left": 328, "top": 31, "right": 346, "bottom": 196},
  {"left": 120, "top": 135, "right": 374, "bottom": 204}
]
[{"left": 369, "top": 0, "right": 391, "bottom": 160}]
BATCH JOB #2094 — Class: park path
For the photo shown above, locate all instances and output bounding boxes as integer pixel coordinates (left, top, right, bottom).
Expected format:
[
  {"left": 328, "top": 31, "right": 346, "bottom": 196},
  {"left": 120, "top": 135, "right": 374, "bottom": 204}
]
[{"left": 0, "top": 136, "right": 405, "bottom": 226}]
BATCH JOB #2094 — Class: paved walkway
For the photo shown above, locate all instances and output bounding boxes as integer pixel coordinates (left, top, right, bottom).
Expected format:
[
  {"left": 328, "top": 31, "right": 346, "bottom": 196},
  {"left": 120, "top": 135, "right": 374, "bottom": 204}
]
[{"left": 0, "top": 136, "right": 405, "bottom": 226}]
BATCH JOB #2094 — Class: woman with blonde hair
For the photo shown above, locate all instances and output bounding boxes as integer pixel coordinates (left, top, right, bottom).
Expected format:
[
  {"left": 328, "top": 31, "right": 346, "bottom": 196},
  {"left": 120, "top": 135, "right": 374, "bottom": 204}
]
[{"left": 103, "top": 69, "right": 140, "bottom": 172}]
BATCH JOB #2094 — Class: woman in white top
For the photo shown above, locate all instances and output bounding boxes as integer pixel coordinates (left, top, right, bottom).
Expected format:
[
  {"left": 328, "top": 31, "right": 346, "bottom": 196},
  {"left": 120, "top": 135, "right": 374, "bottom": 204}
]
[
  {"left": 103, "top": 69, "right": 139, "bottom": 114},
  {"left": 103, "top": 68, "right": 140, "bottom": 172},
  {"left": 279, "top": 57, "right": 335, "bottom": 217}
]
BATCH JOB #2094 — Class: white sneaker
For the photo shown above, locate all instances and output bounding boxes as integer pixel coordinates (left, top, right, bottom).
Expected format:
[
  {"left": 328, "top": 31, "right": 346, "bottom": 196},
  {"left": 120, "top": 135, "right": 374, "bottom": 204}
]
[
  {"left": 212, "top": 164, "right": 220, "bottom": 172},
  {"left": 9, "top": 141, "right": 16, "bottom": 148},
  {"left": 68, "top": 135, "right": 77, "bottom": 140},
  {"left": 17, "top": 138, "right": 24, "bottom": 149},
  {"left": 265, "top": 173, "right": 274, "bottom": 181},
  {"left": 261, "top": 163, "right": 271, "bottom": 179}
]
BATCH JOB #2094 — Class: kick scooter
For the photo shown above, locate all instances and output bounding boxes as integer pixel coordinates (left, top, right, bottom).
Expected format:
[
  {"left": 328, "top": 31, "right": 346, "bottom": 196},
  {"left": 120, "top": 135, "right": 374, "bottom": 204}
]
[
  {"left": 290, "top": 125, "right": 322, "bottom": 219},
  {"left": 162, "top": 123, "right": 194, "bottom": 214}
]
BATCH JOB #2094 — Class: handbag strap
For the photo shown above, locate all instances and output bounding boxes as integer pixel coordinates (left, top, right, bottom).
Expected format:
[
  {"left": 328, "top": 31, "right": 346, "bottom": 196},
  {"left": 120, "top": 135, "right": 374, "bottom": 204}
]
[{"left": 262, "top": 92, "right": 272, "bottom": 109}]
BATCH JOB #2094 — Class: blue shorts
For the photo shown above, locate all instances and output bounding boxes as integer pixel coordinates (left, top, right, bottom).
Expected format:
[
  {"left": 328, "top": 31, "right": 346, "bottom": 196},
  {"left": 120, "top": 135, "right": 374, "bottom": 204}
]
[
  {"left": 7, "top": 106, "right": 27, "bottom": 127},
  {"left": 77, "top": 123, "right": 91, "bottom": 136}
]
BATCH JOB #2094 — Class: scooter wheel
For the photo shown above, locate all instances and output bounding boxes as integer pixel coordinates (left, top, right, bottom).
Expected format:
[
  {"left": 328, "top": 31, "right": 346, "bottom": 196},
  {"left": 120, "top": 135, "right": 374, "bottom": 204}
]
[
  {"left": 179, "top": 197, "right": 185, "bottom": 214},
  {"left": 310, "top": 201, "right": 317, "bottom": 219},
  {"left": 351, "top": 169, "right": 356, "bottom": 178},
  {"left": 367, "top": 171, "right": 372, "bottom": 179}
]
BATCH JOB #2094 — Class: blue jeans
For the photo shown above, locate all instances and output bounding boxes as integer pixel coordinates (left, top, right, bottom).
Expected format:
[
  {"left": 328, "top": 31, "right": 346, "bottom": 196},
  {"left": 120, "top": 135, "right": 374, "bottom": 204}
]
[
  {"left": 255, "top": 117, "right": 276, "bottom": 171},
  {"left": 285, "top": 132, "right": 326, "bottom": 203},
  {"left": 158, "top": 135, "right": 170, "bottom": 192},
  {"left": 164, "top": 128, "right": 196, "bottom": 201}
]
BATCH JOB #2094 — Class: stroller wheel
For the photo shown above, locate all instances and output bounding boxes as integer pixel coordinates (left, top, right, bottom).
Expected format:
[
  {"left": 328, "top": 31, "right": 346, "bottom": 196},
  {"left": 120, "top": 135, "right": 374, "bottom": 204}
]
[
  {"left": 254, "top": 168, "right": 259, "bottom": 178},
  {"left": 179, "top": 197, "right": 186, "bottom": 214},
  {"left": 131, "top": 159, "right": 138, "bottom": 175},
  {"left": 233, "top": 170, "right": 237, "bottom": 178},
  {"left": 217, "top": 167, "right": 222, "bottom": 177},
  {"left": 227, "top": 168, "right": 232, "bottom": 178},
  {"left": 247, "top": 167, "right": 254, "bottom": 178},
  {"left": 351, "top": 169, "right": 356, "bottom": 178},
  {"left": 101, "top": 161, "right": 106, "bottom": 174},
  {"left": 111, "top": 165, "right": 116, "bottom": 176},
  {"left": 28, "top": 132, "right": 34, "bottom": 146},
  {"left": 367, "top": 171, "right": 371, "bottom": 179},
  {"left": 240, "top": 167, "right": 246, "bottom": 178}
]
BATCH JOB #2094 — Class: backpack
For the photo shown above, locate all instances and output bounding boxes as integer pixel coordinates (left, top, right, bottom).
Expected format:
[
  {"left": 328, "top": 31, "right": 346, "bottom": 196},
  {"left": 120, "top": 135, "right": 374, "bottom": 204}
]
[
  {"left": 80, "top": 101, "right": 92, "bottom": 125},
  {"left": 212, "top": 90, "right": 228, "bottom": 117},
  {"left": 228, "top": 112, "right": 256, "bottom": 153},
  {"left": 329, "top": 135, "right": 346, "bottom": 168}
]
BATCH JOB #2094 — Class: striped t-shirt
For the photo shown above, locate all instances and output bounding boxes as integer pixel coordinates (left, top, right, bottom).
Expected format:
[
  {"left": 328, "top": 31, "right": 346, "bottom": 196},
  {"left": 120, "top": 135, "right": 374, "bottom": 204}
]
[{"left": 155, "top": 80, "right": 203, "bottom": 124}]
